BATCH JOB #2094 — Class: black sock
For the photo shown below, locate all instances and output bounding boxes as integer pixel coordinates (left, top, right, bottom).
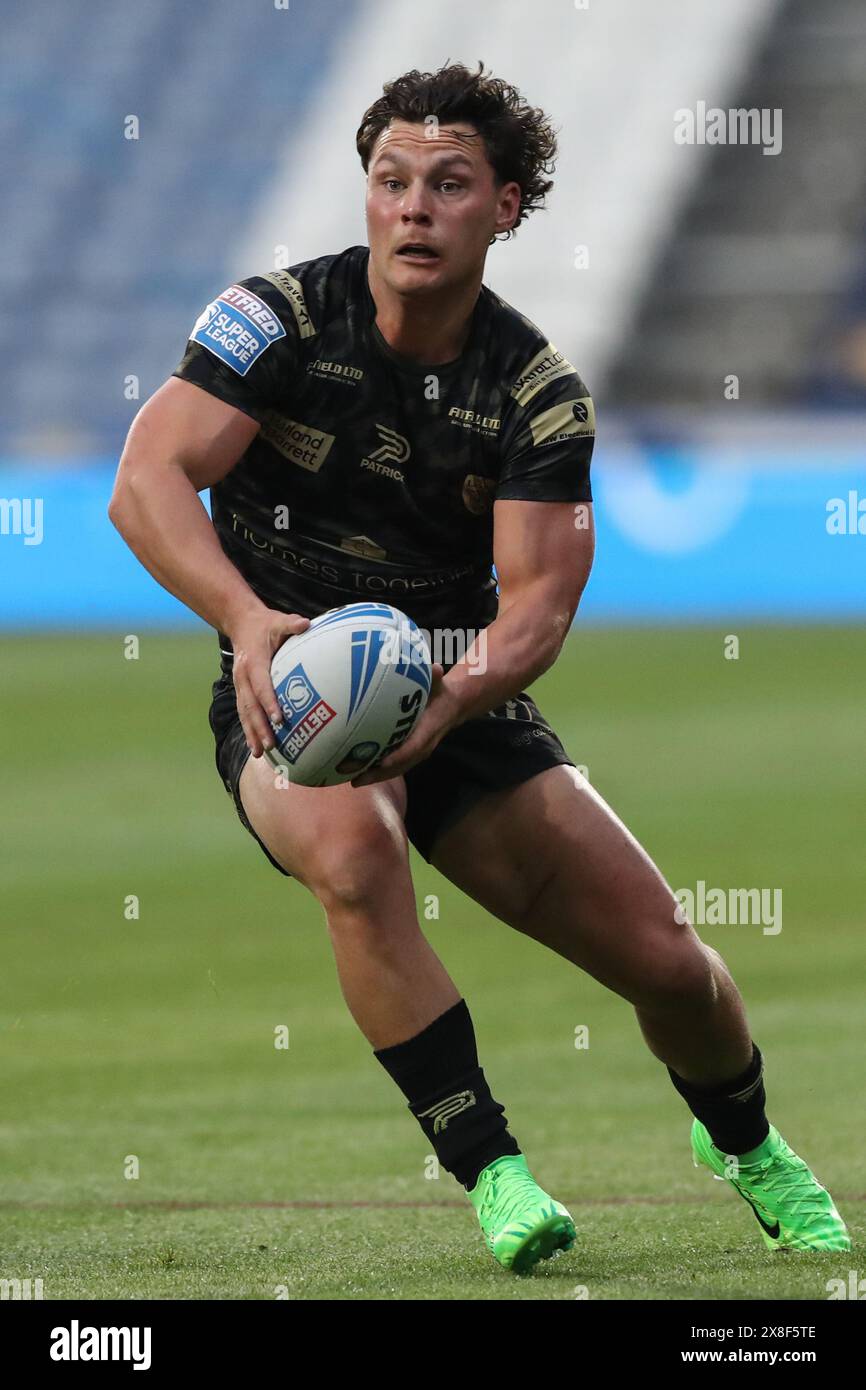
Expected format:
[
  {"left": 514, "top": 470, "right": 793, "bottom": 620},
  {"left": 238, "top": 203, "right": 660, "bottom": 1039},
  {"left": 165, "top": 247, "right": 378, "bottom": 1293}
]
[
  {"left": 373, "top": 999, "right": 520, "bottom": 1189},
  {"left": 668, "top": 1042, "right": 770, "bottom": 1156}
]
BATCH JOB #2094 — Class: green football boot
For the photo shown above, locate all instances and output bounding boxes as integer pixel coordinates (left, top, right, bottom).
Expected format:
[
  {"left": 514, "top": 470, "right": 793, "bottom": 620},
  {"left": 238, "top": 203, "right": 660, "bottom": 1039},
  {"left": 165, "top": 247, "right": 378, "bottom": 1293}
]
[
  {"left": 691, "top": 1120, "right": 851, "bottom": 1251},
  {"left": 467, "top": 1153, "right": 576, "bottom": 1273}
]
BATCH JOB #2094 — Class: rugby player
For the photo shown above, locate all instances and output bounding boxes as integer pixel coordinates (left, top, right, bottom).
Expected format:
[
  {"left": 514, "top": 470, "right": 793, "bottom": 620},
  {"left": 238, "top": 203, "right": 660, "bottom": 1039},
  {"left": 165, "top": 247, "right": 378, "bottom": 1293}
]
[{"left": 109, "top": 62, "right": 849, "bottom": 1272}]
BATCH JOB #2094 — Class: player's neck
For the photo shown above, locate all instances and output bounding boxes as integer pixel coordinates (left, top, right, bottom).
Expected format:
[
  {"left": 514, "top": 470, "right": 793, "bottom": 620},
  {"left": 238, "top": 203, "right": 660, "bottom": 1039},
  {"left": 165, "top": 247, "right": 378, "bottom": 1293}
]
[{"left": 367, "top": 260, "right": 481, "bottom": 366}]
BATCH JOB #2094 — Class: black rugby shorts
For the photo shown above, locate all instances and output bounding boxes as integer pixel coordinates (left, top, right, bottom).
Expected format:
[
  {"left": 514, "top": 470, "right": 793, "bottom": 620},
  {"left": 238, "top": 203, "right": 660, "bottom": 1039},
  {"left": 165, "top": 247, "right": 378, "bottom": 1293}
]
[{"left": 207, "top": 673, "right": 575, "bottom": 875}]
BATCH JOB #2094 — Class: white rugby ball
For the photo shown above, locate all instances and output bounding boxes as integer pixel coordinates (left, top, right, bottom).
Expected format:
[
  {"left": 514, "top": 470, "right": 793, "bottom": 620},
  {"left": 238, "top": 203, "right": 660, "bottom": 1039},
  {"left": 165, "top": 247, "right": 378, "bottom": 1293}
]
[{"left": 263, "top": 603, "right": 432, "bottom": 786}]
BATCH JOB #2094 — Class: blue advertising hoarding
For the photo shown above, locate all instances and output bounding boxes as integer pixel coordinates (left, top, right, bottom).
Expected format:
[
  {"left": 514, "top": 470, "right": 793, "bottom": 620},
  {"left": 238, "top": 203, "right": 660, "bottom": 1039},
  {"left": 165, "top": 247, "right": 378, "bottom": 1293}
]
[{"left": 0, "top": 443, "right": 863, "bottom": 629}]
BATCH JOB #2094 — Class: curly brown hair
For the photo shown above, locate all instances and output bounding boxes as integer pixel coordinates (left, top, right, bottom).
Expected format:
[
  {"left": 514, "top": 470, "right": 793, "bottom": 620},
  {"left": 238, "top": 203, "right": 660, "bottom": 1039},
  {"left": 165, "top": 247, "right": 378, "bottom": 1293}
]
[{"left": 356, "top": 61, "right": 557, "bottom": 237}]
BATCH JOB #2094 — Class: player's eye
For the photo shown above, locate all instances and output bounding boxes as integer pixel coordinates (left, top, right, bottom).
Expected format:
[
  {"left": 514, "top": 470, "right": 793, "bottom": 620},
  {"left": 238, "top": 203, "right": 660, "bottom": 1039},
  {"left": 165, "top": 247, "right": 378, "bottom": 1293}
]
[
  {"left": 439, "top": 181, "right": 461, "bottom": 192},
  {"left": 383, "top": 178, "right": 403, "bottom": 192}
]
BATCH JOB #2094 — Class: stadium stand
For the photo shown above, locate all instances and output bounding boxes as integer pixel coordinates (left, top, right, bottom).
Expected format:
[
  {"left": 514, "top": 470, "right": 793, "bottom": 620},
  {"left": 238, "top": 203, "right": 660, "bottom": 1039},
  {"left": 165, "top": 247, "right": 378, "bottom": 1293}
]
[
  {"left": 607, "top": 0, "right": 866, "bottom": 406},
  {"left": 1, "top": 0, "right": 358, "bottom": 454}
]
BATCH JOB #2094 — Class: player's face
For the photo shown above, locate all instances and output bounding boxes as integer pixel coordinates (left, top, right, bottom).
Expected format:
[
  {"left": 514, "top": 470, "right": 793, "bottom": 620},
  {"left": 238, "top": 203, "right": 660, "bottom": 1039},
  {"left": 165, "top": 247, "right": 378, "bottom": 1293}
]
[{"left": 365, "top": 119, "right": 520, "bottom": 294}]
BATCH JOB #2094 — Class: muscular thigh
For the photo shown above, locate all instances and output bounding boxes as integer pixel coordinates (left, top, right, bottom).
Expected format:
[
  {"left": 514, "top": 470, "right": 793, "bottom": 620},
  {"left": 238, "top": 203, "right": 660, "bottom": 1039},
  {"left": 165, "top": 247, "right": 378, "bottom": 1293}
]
[
  {"left": 430, "top": 765, "right": 692, "bottom": 998},
  {"left": 238, "top": 751, "right": 409, "bottom": 890}
]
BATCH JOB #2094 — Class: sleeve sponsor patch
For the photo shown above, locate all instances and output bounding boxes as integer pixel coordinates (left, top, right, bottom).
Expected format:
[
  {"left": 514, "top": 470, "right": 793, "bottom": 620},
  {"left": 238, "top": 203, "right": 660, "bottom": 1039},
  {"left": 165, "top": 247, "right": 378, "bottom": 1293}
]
[
  {"left": 190, "top": 285, "right": 286, "bottom": 376},
  {"left": 509, "top": 343, "right": 576, "bottom": 407},
  {"left": 260, "top": 269, "right": 316, "bottom": 338},
  {"left": 528, "top": 397, "right": 596, "bottom": 448}
]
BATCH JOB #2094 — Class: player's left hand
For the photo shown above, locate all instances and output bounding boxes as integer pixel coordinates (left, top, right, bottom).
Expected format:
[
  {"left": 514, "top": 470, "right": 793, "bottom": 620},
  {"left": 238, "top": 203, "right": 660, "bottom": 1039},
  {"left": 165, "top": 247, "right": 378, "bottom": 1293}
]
[{"left": 350, "top": 663, "right": 459, "bottom": 786}]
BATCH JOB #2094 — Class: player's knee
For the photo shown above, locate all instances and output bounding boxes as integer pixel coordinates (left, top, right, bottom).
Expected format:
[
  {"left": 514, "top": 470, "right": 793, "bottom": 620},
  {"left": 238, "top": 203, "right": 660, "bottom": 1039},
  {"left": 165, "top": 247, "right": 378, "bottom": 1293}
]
[
  {"left": 631, "top": 935, "right": 716, "bottom": 1012},
  {"left": 305, "top": 817, "right": 409, "bottom": 917}
]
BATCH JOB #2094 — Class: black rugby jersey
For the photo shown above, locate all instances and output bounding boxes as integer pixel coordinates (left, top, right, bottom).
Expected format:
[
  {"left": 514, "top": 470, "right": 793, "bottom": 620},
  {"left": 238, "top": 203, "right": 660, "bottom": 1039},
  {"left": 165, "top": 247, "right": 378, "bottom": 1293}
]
[{"left": 173, "top": 245, "right": 594, "bottom": 676}]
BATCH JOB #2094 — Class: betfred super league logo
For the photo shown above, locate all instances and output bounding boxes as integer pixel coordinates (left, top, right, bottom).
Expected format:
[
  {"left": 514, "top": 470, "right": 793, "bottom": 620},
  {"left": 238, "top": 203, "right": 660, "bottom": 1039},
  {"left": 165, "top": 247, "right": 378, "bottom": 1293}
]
[{"left": 273, "top": 663, "right": 335, "bottom": 763}]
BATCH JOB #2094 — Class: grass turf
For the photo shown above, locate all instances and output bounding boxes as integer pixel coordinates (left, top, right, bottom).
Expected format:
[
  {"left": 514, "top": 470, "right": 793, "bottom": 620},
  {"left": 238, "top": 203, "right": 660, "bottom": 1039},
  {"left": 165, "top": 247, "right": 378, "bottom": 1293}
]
[{"left": 0, "top": 626, "right": 862, "bottom": 1299}]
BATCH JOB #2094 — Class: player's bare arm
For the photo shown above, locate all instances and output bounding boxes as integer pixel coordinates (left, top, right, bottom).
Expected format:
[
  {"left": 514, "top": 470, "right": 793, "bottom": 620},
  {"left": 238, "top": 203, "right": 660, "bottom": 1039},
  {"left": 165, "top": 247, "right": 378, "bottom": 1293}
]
[
  {"left": 352, "top": 499, "right": 595, "bottom": 785},
  {"left": 108, "top": 377, "right": 309, "bottom": 755},
  {"left": 448, "top": 496, "right": 596, "bottom": 717}
]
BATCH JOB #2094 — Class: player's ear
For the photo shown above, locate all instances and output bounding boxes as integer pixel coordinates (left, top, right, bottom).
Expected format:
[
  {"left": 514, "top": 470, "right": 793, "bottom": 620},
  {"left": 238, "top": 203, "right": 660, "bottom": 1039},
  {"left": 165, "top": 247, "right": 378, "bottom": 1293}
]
[{"left": 494, "top": 180, "right": 521, "bottom": 236}]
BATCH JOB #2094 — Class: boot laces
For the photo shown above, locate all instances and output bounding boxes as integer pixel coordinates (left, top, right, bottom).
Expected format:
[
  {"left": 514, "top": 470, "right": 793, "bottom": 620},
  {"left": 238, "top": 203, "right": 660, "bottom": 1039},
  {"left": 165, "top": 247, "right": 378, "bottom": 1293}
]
[
  {"left": 734, "top": 1147, "right": 832, "bottom": 1224},
  {"left": 478, "top": 1163, "right": 546, "bottom": 1226}
]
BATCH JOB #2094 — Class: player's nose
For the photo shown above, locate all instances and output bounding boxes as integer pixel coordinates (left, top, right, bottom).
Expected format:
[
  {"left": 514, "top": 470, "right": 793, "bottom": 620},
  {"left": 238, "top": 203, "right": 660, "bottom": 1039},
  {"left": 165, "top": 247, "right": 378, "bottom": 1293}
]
[{"left": 401, "top": 179, "right": 433, "bottom": 221}]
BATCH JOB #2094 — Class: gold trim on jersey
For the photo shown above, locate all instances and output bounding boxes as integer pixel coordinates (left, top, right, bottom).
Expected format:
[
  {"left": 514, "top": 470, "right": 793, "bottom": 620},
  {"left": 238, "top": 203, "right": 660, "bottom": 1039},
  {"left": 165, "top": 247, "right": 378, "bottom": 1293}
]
[
  {"left": 260, "top": 270, "right": 316, "bottom": 339},
  {"left": 509, "top": 343, "right": 576, "bottom": 407}
]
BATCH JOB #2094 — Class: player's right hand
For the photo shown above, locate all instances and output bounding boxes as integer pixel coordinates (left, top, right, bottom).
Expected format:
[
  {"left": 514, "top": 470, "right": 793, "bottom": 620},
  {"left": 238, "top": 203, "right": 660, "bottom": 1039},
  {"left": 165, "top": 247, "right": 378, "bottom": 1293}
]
[{"left": 227, "top": 606, "right": 311, "bottom": 757}]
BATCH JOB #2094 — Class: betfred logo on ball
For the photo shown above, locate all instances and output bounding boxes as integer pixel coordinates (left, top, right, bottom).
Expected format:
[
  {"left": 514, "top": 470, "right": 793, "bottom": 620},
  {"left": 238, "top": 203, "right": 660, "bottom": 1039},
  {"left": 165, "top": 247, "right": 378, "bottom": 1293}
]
[
  {"left": 273, "top": 663, "right": 336, "bottom": 764},
  {"left": 265, "top": 603, "right": 432, "bottom": 786}
]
